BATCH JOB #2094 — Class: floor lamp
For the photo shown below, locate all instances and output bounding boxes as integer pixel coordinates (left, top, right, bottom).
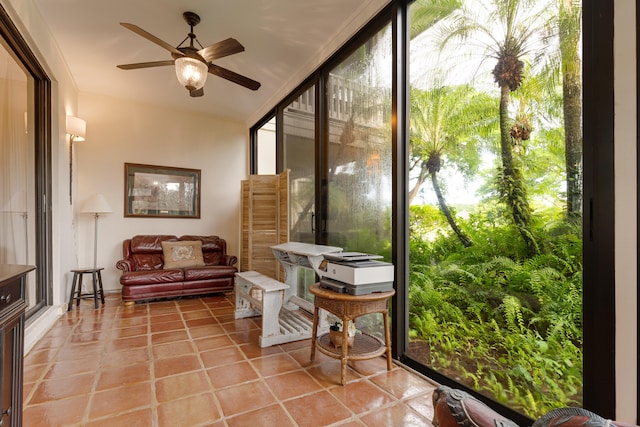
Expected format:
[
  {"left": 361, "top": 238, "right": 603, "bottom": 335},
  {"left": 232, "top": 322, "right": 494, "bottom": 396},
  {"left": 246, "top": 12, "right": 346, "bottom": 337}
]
[{"left": 81, "top": 194, "right": 112, "bottom": 268}]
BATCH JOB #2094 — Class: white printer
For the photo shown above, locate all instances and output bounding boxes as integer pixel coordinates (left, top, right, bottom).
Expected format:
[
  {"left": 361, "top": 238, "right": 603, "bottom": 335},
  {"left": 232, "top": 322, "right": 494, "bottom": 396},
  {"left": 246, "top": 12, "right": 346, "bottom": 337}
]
[{"left": 319, "top": 252, "right": 394, "bottom": 295}]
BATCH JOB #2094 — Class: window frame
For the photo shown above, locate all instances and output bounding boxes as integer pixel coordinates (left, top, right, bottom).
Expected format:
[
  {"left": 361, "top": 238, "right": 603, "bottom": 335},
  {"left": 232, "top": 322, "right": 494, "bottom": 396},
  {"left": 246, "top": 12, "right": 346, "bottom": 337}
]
[
  {"left": 250, "top": 0, "right": 615, "bottom": 420},
  {"left": 0, "top": 3, "right": 53, "bottom": 319}
]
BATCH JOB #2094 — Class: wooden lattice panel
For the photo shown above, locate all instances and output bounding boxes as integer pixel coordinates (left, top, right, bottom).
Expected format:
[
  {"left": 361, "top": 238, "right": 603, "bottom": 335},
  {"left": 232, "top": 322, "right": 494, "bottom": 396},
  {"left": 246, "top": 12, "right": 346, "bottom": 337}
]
[{"left": 240, "top": 170, "right": 290, "bottom": 279}]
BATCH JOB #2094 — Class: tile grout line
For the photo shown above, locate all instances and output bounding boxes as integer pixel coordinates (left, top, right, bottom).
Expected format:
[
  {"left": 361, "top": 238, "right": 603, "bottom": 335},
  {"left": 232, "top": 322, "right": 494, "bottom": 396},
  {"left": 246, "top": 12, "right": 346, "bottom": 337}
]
[
  {"left": 23, "top": 294, "right": 439, "bottom": 426},
  {"left": 181, "top": 297, "right": 227, "bottom": 424}
]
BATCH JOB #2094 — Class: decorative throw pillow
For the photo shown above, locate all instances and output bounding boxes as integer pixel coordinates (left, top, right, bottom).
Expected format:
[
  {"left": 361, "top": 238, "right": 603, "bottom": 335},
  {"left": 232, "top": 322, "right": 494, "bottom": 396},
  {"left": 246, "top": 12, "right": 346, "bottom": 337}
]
[{"left": 162, "top": 240, "right": 205, "bottom": 269}]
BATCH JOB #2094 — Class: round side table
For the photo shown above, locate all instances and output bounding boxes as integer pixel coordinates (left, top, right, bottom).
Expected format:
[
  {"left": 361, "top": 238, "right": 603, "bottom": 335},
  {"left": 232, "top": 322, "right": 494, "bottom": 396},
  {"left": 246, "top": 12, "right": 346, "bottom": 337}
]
[{"left": 309, "top": 283, "right": 395, "bottom": 385}]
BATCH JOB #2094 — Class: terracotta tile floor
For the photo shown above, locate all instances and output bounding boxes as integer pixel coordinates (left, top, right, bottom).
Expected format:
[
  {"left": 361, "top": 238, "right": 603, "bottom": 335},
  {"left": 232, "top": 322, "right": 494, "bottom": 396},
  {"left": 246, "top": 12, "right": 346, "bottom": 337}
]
[{"left": 23, "top": 293, "right": 438, "bottom": 426}]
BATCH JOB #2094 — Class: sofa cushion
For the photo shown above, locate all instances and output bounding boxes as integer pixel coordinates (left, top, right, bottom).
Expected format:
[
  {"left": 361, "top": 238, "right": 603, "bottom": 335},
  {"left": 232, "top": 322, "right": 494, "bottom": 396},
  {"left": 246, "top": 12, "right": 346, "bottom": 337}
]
[
  {"left": 183, "top": 265, "right": 238, "bottom": 281},
  {"left": 180, "top": 235, "right": 226, "bottom": 265},
  {"left": 120, "top": 269, "right": 185, "bottom": 286},
  {"left": 134, "top": 253, "right": 165, "bottom": 271},
  {"left": 162, "top": 240, "right": 205, "bottom": 269},
  {"left": 131, "top": 235, "right": 178, "bottom": 253}
]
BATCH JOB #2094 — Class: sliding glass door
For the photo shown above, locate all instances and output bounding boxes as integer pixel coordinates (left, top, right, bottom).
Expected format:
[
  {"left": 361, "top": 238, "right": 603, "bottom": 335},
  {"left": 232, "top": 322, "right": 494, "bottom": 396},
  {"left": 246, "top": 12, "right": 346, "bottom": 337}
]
[
  {"left": 325, "top": 24, "right": 393, "bottom": 259},
  {"left": 1, "top": 5, "right": 52, "bottom": 319},
  {"left": 0, "top": 40, "right": 36, "bottom": 305},
  {"left": 253, "top": 0, "right": 614, "bottom": 419},
  {"left": 283, "top": 85, "right": 316, "bottom": 245}
]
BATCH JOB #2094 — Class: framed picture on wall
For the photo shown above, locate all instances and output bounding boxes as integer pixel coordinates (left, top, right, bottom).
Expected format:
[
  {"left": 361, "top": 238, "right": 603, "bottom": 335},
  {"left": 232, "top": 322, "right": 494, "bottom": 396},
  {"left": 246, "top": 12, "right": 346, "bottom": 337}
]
[{"left": 124, "top": 163, "right": 201, "bottom": 218}]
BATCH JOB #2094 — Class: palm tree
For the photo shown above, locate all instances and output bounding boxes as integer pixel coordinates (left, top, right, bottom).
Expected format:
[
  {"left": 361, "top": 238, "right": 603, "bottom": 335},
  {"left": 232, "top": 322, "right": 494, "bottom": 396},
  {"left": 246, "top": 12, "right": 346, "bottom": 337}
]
[
  {"left": 437, "top": 0, "right": 553, "bottom": 256},
  {"left": 535, "top": 0, "right": 582, "bottom": 221},
  {"left": 508, "top": 68, "right": 567, "bottom": 205},
  {"left": 410, "top": 0, "right": 463, "bottom": 39},
  {"left": 409, "top": 83, "right": 497, "bottom": 247},
  {"left": 558, "top": 0, "right": 582, "bottom": 222}
]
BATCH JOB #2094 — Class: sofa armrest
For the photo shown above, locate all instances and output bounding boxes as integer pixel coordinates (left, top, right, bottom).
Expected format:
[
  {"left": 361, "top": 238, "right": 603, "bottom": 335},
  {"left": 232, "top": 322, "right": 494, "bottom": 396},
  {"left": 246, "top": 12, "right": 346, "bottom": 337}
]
[
  {"left": 223, "top": 255, "right": 238, "bottom": 266},
  {"left": 116, "top": 259, "right": 134, "bottom": 272}
]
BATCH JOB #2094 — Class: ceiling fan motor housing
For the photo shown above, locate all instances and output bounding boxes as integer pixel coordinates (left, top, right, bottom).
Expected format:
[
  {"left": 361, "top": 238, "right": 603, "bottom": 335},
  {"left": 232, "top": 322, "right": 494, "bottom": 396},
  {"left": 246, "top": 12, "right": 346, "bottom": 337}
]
[{"left": 183, "top": 12, "right": 201, "bottom": 28}]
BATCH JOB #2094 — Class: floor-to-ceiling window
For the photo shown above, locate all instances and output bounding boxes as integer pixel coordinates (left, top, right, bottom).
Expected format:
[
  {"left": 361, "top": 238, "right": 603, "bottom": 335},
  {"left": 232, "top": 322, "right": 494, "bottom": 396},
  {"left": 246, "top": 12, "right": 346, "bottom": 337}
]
[
  {"left": 322, "top": 22, "right": 393, "bottom": 336},
  {"left": 0, "top": 4, "right": 52, "bottom": 319},
  {"left": 405, "top": 0, "right": 583, "bottom": 419},
  {"left": 0, "top": 39, "right": 34, "bottom": 281},
  {"left": 254, "top": 116, "right": 276, "bottom": 175},
  {"left": 252, "top": 0, "right": 615, "bottom": 420},
  {"left": 283, "top": 85, "right": 316, "bottom": 246},
  {"left": 324, "top": 26, "right": 393, "bottom": 258}
]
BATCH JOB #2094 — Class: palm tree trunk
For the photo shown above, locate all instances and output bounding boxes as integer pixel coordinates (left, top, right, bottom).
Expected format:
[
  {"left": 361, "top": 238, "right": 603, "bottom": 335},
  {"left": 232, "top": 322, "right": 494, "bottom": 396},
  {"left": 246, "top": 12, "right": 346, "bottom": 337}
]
[
  {"left": 430, "top": 171, "right": 472, "bottom": 247},
  {"left": 563, "top": 72, "right": 582, "bottom": 222},
  {"left": 560, "top": 0, "right": 583, "bottom": 222},
  {"left": 408, "top": 160, "right": 430, "bottom": 205},
  {"left": 498, "top": 85, "right": 537, "bottom": 256}
]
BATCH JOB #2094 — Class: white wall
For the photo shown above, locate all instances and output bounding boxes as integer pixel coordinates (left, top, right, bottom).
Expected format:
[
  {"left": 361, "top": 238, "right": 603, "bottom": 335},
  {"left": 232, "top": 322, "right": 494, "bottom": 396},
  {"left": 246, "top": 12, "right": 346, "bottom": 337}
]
[
  {"left": 4, "top": 0, "right": 249, "bottom": 351},
  {"left": 75, "top": 91, "right": 248, "bottom": 293}
]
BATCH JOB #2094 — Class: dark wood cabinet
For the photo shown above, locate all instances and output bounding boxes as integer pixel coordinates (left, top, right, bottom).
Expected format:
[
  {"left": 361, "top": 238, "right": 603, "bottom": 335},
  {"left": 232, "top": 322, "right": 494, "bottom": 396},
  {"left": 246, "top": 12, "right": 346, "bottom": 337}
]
[{"left": 0, "top": 265, "right": 33, "bottom": 427}]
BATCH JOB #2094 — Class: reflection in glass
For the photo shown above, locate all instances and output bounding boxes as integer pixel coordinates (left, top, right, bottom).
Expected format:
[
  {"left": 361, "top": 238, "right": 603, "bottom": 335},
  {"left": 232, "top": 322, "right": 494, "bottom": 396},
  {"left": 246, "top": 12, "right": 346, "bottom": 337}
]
[
  {"left": 325, "top": 24, "right": 393, "bottom": 337},
  {"left": 284, "top": 86, "right": 316, "bottom": 245},
  {"left": 326, "top": 24, "right": 392, "bottom": 259},
  {"left": 283, "top": 86, "right": 317, "bottom": 302},
  {"left": 0, "top": 42, "right": 37, "bottom": 310}
]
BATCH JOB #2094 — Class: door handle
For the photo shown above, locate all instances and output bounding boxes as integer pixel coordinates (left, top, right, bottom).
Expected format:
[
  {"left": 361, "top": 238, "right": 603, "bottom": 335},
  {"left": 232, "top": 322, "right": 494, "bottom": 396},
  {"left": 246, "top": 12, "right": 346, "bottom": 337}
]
[{"left": 311, "top": 211, "right": 315, "bottom": 233}]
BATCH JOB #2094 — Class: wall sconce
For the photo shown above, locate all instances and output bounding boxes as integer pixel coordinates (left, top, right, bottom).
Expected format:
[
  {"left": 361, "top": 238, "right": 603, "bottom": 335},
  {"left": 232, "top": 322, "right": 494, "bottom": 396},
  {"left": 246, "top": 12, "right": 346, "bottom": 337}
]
[
  {"left": 80, "top": 193, "right": 112, "bottom": 268},
  {"left": 66, "top": 116, "right": 86, "bottom": 204}
]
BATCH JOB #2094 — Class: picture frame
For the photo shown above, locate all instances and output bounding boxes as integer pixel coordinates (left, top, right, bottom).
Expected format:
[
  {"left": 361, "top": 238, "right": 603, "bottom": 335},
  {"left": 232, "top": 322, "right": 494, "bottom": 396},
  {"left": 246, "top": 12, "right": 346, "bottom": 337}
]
[{"left": 124, "top": 163, "right": 201, "bottom": 218}]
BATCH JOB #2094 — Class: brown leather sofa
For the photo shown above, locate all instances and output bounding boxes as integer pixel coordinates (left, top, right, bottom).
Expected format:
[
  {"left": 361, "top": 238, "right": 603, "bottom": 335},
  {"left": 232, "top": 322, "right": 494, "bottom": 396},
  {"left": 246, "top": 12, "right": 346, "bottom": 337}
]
[{"left": 116, "top": 235, "right": 238, "bottom": 305}]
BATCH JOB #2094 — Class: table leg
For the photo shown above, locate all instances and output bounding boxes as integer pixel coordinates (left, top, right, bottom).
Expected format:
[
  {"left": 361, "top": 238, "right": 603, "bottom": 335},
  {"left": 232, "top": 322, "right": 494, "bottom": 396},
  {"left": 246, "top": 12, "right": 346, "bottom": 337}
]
[
  {"left": 68, "top": 273, "right": 79, "bottom": 311},
  {"left": 310, "top": 306, "right": 319, "bottom": 362},
  {"left": 97, "top": 271, "right": 105, "bottom": 304},
  {"left": 76, "top": 275, "right": 84, "bottom": 307},
  {"left": 341, "top": 319, "right": 349, "bottom": 385},
  {"left": 384, "top": 310, "right": 392, "bottom": 371},
  {"left": 259, "top": 290, "right": 284, "bottom": 347},
  {"left": 91, "top": 272, "right": 99, "bottom": 309}
]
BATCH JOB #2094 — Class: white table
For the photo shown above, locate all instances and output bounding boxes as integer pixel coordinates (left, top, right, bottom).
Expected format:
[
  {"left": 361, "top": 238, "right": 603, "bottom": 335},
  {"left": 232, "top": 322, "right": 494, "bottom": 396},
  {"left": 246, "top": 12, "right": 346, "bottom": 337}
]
[
  {"left": 271, "top": 242, "right": 342, "bottom": 313},
  {"left": 235, "top": 242, "right": 342, "bottom": 347}
]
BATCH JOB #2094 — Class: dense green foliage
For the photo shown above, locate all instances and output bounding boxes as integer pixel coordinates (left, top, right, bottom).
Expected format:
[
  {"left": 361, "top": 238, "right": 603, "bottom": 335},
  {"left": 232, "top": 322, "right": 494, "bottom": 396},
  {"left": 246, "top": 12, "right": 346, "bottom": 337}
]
[{"left": 408, "top": 204, "right": 582, "bottom": 418}]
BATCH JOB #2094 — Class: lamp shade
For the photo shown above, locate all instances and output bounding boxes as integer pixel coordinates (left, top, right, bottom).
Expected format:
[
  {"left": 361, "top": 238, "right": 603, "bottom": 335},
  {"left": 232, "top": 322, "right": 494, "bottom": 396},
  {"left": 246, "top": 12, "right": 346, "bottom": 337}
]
[
  {"left": 81, "top": 194, "right": 112, "bottom": 214},
  {"left": 66, "top": 116, "right": 86, "bottom": 141},
  {"left": 175, "top": 57, "right": 208, "bottom": 91}
]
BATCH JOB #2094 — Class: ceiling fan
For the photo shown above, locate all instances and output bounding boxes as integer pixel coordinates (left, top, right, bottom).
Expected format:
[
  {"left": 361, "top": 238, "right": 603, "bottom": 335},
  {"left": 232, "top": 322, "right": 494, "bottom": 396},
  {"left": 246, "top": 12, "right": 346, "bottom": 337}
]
[{"left": 117, "top": 11, "right": 261, "bottom": 97}]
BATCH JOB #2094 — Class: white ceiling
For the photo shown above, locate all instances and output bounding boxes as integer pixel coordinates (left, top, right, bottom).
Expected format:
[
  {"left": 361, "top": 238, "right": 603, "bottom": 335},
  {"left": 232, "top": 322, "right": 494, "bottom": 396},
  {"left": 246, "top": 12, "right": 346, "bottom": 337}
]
[{"left": 32, "top": 0, "right": 390, "bottom": 125}]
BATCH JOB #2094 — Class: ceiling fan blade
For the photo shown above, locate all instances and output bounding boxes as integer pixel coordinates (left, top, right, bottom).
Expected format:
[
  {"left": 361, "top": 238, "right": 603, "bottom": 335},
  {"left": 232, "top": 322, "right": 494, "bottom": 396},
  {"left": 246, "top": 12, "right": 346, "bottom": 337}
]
[
  {"left": 190, "top": 88, "right": 204, "bottom": 97},
  {"left": 198, "top": 38, "right": 245, "bottom": 62},
  {"left": 120, "top": 23, "right": 183, "bottom": 56},
  {"left": 117, "top": 60, "right": 175, "bottom": 70},
  {"left": 208, "top": 64, "right": 261, "bottom": 91}
]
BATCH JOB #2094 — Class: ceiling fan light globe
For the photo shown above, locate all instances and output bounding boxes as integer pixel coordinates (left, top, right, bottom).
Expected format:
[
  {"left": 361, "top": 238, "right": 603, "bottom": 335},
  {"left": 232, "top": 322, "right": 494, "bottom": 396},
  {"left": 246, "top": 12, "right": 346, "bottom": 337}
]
[{"left": 175, "top": 57, "right": 208, "bottom": 91}]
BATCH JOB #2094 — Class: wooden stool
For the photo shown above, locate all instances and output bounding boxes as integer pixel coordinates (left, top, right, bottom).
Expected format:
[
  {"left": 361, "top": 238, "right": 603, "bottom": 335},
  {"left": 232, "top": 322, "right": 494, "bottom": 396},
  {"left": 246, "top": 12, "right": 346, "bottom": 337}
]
[{"left": 68, "top": 268, "right": 105, "bottom": 310}]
